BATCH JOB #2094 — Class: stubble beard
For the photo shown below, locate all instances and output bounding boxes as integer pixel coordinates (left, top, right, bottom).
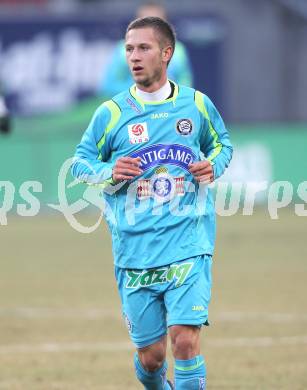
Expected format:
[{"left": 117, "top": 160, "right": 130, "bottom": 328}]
[{"left": 135, "top": 66, "right": 163, "bottom": 88}]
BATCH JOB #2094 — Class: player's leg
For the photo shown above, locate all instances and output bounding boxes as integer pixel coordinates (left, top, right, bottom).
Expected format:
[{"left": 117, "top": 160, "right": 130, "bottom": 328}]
[
  {"left": 115, "top": 266, "right": 172, "bottom": 389},
  {"left": 134, "top": 335, "right": 172, "bottom": 389},
  {"left": 137, "top": 335, "right": 167, "bottom": 372},
  {"left": 169, "top": 325, "right": 206, "bottom": 390},
  {"left": 165, "top": 254, "right": 212, "bottom": 389}
]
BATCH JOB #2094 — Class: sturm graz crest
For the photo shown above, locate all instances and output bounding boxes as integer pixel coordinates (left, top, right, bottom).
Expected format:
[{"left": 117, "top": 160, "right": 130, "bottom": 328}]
[{"left": 176, "top": 118, "right": 193, "bottom": 136}]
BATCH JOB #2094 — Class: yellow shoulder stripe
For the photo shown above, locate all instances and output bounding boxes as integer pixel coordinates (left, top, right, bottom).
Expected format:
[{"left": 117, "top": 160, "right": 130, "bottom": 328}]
[{"left": 97, "top": 100, "right": 121, "bottom": 159}]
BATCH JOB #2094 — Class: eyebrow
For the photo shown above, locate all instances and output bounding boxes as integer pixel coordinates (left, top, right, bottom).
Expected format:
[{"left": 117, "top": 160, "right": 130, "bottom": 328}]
[{"left": 125, "top": 42, "right": 152, "bottom": 48}]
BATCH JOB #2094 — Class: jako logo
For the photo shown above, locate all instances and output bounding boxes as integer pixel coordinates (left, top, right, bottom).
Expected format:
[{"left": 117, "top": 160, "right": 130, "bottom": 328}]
[{"left": 151, "top": 113, "right": 169, "bottom": 119}]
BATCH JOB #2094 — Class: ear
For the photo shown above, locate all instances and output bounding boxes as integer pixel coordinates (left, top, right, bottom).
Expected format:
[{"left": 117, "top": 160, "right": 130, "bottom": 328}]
[{"left": 162, "top": 46, "right": 173, "bottom": 63}]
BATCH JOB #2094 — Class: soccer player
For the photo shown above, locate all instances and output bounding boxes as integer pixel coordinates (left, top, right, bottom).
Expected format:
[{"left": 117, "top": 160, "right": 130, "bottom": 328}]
[
  {"left": 97, "top": 2, "right": 193, "bottom": 98},
  {"left": 71, "top": 16, "right": 233, "bottom": 390}
]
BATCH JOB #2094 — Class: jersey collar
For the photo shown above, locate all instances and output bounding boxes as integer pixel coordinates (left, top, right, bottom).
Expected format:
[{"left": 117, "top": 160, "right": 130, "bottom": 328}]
[{"left": 129, "top": 80, "right": 179, "bottom": 109}]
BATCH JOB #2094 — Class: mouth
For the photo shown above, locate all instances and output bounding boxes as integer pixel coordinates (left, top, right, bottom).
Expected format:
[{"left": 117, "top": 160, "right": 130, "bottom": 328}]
[{"left": 133, "top": 66, "right": 143, "bottom": 73}]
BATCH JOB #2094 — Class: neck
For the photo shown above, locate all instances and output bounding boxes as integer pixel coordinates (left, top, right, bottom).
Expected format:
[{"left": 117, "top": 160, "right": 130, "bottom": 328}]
[
  {"left": 136, "top": 74, "right": 168, "bottom": 93},
  {"left": 136, "top": 79, "right": 171, "bottom": 102}
]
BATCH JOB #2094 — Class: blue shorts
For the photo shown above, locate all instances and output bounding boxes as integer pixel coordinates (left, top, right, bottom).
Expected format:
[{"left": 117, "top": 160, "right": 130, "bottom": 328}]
[{"left": 115, "top": 254, "right": 212, "bottom": 348}]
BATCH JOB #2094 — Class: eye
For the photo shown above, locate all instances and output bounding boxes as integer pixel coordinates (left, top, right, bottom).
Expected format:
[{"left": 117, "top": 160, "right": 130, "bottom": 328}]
[{"left": 126, "top": 47, "right": 133, "bottom": 53}]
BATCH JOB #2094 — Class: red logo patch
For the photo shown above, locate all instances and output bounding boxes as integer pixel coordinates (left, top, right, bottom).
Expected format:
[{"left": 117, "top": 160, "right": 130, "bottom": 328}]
[
  {"left": 132, "top": 124, "right": 144, "bottom": 136},
  {"left": 128, "top": 122, "right": 149, "bottom": 144}
]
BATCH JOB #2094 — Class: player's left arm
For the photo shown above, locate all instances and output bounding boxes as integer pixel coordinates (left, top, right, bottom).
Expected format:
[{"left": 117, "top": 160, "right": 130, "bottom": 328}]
[{"left": 190, "top": 92, "right": 233, "bottom": 183}]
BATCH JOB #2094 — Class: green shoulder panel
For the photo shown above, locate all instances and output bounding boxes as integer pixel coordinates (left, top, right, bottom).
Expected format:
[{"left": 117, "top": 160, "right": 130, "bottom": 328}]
[{"left": 97, "top": 100, "right": 121, "bottom": 158}]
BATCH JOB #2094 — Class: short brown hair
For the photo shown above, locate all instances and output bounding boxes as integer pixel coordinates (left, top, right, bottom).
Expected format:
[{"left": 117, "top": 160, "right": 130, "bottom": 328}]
[{"left": 126, "top": 16, "right": 176, "bottom": 60}]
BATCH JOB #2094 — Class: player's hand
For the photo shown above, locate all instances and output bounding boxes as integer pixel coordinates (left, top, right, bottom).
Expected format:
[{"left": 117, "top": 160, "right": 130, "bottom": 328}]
[
  {"left": 112, "top": 157, "right": 143, "bottom": 183},
  {"left": 189, "top": 160, "right": 214, "bottom": 183}
]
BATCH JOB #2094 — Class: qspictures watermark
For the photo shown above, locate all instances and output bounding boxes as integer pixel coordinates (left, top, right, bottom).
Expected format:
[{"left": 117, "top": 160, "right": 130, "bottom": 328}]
[{"left": 0, "top": 158, "right": 306, "bottom": 232}]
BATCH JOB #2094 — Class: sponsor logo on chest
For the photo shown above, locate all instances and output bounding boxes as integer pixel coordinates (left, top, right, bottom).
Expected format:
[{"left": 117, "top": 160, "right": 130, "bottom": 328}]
[
  {"left": 127, "top": 122, "right": 149, "bottom": 144},
  {"left": 130, "top": 144, "right": 196, "bottom": 172}
]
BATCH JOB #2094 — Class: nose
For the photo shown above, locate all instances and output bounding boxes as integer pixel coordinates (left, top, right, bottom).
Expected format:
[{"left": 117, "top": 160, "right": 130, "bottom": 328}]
[{"left": 129, "top": 48, "right": 141, "bottom": 63}]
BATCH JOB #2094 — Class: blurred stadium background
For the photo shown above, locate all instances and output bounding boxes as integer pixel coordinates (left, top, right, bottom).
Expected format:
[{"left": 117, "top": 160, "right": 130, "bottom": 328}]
[{"left": 0, "top": 0, "right": 307, "bottom": 389}]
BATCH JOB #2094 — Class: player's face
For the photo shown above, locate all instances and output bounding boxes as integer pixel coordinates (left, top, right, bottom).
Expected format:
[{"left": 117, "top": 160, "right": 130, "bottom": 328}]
[{"left": 125, "top": 27, "right": 171, "bottom": 92}]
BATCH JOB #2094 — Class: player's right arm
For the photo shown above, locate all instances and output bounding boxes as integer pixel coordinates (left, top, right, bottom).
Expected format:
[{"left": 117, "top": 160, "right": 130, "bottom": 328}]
[
  {"left": 112, "top": 157, "right": 142, "bottom": 183},
  {"left": 71, "top": 103, "right": 116, "bottom": 186},
  {"left": 71, "top": 102, "right": 142, "bottom": 187}
]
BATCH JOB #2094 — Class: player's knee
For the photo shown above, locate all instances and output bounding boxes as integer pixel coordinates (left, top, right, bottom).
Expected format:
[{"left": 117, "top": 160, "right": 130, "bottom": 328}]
[
  {"left": 138, "top": 345, "right": 166, "bottom": 372},
  {"left": 172, "top": 334, "right": 194, "bottom": 357},
  {"left": 139, "top": 352, "right": 165, "bottom": 372},
  {"left": 138, "top": 336, "right": 167, "bottom": 372}
]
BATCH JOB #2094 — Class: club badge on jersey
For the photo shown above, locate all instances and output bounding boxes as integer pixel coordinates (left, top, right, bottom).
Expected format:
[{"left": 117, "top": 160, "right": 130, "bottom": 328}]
[
  {"left": 176, "top": 118, "right": 193, "bottom": 136},
  {"left": 128, "top": 122, "right": 149, "bottom": 144}
]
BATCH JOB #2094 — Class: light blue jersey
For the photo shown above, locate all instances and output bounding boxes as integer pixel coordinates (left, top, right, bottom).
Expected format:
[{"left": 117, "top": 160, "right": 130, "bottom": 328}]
[{"left": 71, "top": 82, "right": 233, "bottom": 269}]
